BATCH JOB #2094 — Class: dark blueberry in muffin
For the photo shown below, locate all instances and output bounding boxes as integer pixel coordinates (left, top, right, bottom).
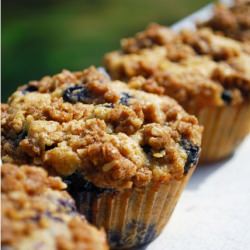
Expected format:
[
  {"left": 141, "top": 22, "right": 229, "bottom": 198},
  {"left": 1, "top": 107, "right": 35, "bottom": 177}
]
[
  {"left": 30, "top": 213, "right": 42, "bottom": 223},
  {"left": 143, "top": 223, "right": 157, "bottom": 244},
  {"left": 120, "top": 92, "right": 133, "bottom": 106},
  {"left": 32, "top": 211, "right": 64, "bottom": 223},
  {"left": 142, "top": 144, "right": 151, "bottom": 154},
  {"left": 22, "top": 85, "right": 38, "bottom": 94},
  {"left": 45, "top": 143, "right": 57, "bottom": 151},
  {"left": 43, "top": 211, "right": 64, "bottom": 222},
  {"left": 180, "top": 138, "right": 200, "bottom": 174},
  {"left": 122, "top": 220, "right": 157, "bottom": 246},
  {"left": 14, "top": 130, "right": 27, "bottom": 146},
  {"left": 221, "top": 90, "right": 232, "bottom": 104},
  {"left": 63, "top": 85, "right": 91, "bottom": 104},
  {"left": 63, "top": 172, "right": 115, "bottom": 197},
  {"left": 109, "top": 231, "right": 121, "bottom": 244},
  {"left": 58, "top": 198, "right": 76, "bottom": 213},
  {"left": 103, "top": 103, "right": 114, "bottom": 108}
]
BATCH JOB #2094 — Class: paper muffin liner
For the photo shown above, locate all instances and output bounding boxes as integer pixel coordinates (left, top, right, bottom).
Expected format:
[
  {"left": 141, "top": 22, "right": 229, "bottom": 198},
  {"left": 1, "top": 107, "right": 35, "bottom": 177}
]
[
  {"left": 75, "top": 167, "right": 195, "bottom": 249},
  {"left": 193, "top": 102, "right": 250, "bottom": 163}
]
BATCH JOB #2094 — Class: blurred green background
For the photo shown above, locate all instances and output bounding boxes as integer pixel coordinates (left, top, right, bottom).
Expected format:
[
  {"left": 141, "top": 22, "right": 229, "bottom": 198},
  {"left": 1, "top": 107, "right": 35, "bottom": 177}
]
[{"left": 2, "top": 0, "right": 211, "bottom": 101}]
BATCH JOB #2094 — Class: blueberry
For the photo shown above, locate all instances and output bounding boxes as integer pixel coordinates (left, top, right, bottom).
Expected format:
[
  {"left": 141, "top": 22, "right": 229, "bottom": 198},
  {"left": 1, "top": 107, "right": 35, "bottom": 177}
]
[
  {"left": 22, "top": 85, "right": 38, "bottom": 94},
  {"left": 30, "top": 213, "right": 41, "bottom": 222},
  {"left": 143, "top": 223, "right": 157, "bottom": 244},
  {"left": 180, "top": 138, "right": 200, "bottom": 174},
  {"left": 120, "top": 92, "right": 133, "bottom": 106},
  {"left": 63, "top": 172, "right": 115, "bottom": 197},
  {"left": 103, "top": 103, "right": 114, "bottom": 108},
  {"left": 63, "top": 85, "right": 90, "bottom": 104},
  {"left": 58, "top": 199, "right": 76, "bottom": 212},
  {"left": 44, "top": 211, "right": 63, "bottom": 222},
  {"left": 221, "top": 90, "right": 232, "bottom": 104},
  {"left": 142, "top": 145, "right": 151, "bottom": 154},
  {"left": 14, "top": 130, "right": 27, "bottom": 146},
  {"left": 109, "top": 223, "right": 156, "bottom": 248},
  {"left": 31, "top": 211, "right": 63, "bottom": 223},
  {"left": 109, "top": 231, "right": 121, "bottom": 245},
  {"left": 124, "top": 220, "right": 156, "bottom": 246},
  {"left": 45, "top": 144, "right": 57, "bottom": 151}
]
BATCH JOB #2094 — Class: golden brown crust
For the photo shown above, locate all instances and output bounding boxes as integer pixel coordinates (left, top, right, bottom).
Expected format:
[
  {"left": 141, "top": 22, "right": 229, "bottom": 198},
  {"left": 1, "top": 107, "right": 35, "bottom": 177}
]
[
  {"left": 200, "top": 1, "right": 250, "bottom": 42},
  {"left": 1, "top": 163, "right": 108, "bottom": 250},
  {"left": 104, "top": 24, "right": 250, "bottom": 109},
  {"left": 178, "top": 28, "right": 243, "bottom": 60},
  {"left": 119, "top": 23, "right": 246, "bottom": 59},
  {"left": 121, "top": 23, "right": 178, "bottom": 53},
  {"left": 1, "top": 67, "right": 202, "bottom": 189}
]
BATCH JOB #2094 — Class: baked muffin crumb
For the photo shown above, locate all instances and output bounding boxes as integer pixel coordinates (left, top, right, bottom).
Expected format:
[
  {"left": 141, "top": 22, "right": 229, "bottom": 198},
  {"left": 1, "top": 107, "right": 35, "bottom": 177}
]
[
  {"left": 104, "top": 24, "right": 250, "bottom": 110},
  {"left": 1, "top": 67, "right": 202, "bottom": 190},
  {"left": 1, "top": 163, "right": 108, "bottom": 250}
]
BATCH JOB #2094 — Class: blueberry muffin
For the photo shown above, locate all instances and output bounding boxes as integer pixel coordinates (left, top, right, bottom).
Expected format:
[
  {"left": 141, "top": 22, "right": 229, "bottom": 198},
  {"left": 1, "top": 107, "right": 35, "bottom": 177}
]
[
  {"left": 104, "top": 24, "right": 250, "bottom": 162},
  {"left": 200, "top": 0, "right": 250, "bottom": 43},
  {"left": 1, "top": 67, "right": 202, "bottom": 249},
  {"left": 1, "top": 163, "right": 108, "bottom": 250}
]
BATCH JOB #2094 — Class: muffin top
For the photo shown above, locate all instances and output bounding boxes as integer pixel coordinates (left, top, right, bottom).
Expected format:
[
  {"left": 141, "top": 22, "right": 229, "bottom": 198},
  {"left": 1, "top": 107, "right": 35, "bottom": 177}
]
[
  {"left": 1, "top": 67, "right": 202, "bottom": 190},
  {"left": 200, "top": 1, "right": 250, "bottom": 42},
  {"left": 104, "top": 24, "right": 250, "bottom": 109},
  {"left": 1, "top": 163, "right": 108, "bottom": 250},
  {"left": 121, "top": 23, "right": 245, "bottom": 59}
]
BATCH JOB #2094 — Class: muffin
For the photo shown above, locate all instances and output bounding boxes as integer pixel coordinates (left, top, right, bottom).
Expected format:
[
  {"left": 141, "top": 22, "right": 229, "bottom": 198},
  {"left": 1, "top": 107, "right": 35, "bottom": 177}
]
[
  {"left": 1, "top": 163, "right": 108, "bottom": 250},
  {"left": 1, "top": 67, "right": 202, "bottom": 249},
  {"left": 200, "top": 0, "right": 250, "bottom": 43},
  {"left": 104, "top": 24, "right": 250, "bottom": 163}
]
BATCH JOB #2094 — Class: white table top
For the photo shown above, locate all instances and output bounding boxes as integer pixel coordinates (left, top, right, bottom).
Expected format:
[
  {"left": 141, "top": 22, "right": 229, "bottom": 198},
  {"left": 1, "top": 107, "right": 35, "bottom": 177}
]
[{"left": 149, "top": 136, "right": 250, "bottom": 250}]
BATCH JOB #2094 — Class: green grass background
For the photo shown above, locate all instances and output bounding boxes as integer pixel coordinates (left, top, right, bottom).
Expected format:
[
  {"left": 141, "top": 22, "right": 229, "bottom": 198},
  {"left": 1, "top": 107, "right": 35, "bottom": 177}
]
[{"left": 2, "top": 0, "right": 210, "bottom": 101}]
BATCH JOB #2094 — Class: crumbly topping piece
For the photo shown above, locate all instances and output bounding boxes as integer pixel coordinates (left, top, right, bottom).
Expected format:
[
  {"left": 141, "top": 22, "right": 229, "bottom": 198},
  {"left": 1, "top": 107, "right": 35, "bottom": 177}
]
[
  {"left": 200, "top": 1, "right": 250, "bottom": 42},
  {"left": 178, "top": 28, "right": 243, "bottom": 60},
  {"left": 1, "top": 67, "right": 202, "bottom": 189},
  {"left": 1, "top": 163, "right": 108, "bottom": 250},
  {"left": 212, "top": 54, "right": 250, "bottom": 98},
  {"left": 104, "top": 44, "right": 196, "bottom": 80},
  {"left": 121, "top": 23, "right": 178, "bottom": 53}
]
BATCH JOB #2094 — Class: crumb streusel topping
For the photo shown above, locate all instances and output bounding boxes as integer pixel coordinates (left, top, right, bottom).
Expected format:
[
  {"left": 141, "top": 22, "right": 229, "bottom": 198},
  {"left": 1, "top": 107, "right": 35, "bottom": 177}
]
[
  {"left": 200, "top": 1, "right": 250, "bottom": 42},
  {"left": 1, "top": 163, "right": 108, "bottom": 250},
  {"left": 1, "top": 67, "right": 202, "bottom": 190},
  {"left": 120, "top": 24, "right": 246, "bottom": 59},
  {"left": 104, "top": 24, "right": 250, "bottom": 109},
  {"left": 178, "top": 28, "right": 244, "bottom": 60}
]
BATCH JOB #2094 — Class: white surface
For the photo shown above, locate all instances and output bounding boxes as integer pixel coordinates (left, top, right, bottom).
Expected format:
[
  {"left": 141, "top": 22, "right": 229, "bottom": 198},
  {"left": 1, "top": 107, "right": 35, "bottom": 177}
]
[
  {"left": 171, "top": 3, "right": 214, "bottom": 32},
  {"left": 149, "top": 136, "right": 250, "bottom": 250},
  {"left": 171, "top": 0, "right": 234, "bottom": 32}
]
